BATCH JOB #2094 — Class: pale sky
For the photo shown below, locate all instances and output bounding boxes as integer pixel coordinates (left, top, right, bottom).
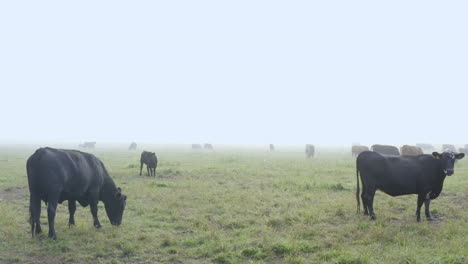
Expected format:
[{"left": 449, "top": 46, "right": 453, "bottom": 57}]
[{"left": 1, "top": 1, "right": 467, "bottom": 145}]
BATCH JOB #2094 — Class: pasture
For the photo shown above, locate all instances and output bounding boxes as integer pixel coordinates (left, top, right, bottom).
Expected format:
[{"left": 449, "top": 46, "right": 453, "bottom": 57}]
[{"left": 0, "top": 145, "right": 467, "bottom": 264}]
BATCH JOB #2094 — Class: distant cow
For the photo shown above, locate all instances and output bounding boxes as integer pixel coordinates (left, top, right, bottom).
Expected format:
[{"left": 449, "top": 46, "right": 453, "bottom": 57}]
[
  {"left": 192, "top": 144, "right": 202, "bottom": 150},
  {"left": 140, "top": 151, "right": 158, "bottom": 177},
  {"left": 204, "top": 143, "right": 213, "bottom": 150},
  {"left": 269, "top": 144, "right": 275, "bottom": 152},
  {"left": 442, "top": 144, "right": 456, "bottom": 152},
  {"left": 371, "top": 144, "right": 400, "bottom": 156},
  {"left": 416, "top": 143, "right": 434, "bottom": 152},
  {"left": 79, "top": 142, "right": 96, "bottom": 149},
  {"left": 27, "top": 148, "right": 126, "bottom": 239},
  {"left": 128, "top": 142, "right": 137, "bottom": 151},
  {"left": 356, "top": 150, "right": 464, "bottom": 221},
  {"left": 458, "top": 148, "right": 468, "bottom": 155},
  {"left": 400, "top": 145, "right": 423, "bottom": 156},
  {"left": 352, "top": 145, "right": 369, "bottom": 157},
  {"left": 305, "top": 144, "right": 315, "bottom": 158}
]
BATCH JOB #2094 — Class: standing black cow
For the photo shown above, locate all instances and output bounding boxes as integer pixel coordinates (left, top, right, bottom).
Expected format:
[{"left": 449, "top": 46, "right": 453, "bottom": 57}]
[
  {"left": 371, "top": 144, "right": 400, "bottom": 155},
  {"left": 27, "top": 148, "right": 127, "bottom": 239},
  {"left": 356, "top": 150, "right": 464, "bottom": 221},
  {"left": 128, "top": 142, "right": 137, "bottom": 151},
  {"left": 204, "top": 143, "right": 213, "bottom": 150},
  {"left": 305, "top": 144, "right": 315, "bottom": 158},
  {"left": 140, "top": 151, "right": 158, "bottom": 177}
]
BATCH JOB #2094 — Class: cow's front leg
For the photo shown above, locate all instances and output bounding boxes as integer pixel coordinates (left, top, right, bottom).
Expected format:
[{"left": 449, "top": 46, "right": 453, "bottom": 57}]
[
  {"left": 416, "top": 194, "right": 424, "bottom": 222},
  {"left": 90, "top": 201, "right": 102, "bottom": 228}
]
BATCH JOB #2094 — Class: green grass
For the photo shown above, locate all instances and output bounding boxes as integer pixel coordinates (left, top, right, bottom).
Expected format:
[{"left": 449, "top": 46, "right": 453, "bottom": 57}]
[{"left": 0, "top": 146, "right": 467, "bottom": 264}]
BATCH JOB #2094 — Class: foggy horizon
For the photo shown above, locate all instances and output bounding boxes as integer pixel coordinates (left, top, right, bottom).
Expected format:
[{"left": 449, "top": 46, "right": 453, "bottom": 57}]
[{"left": 1, "top": 1, "right": 467, "bottom": 145}]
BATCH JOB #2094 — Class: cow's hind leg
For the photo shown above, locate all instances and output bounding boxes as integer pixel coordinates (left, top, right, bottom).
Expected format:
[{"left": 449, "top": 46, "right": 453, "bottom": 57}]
[
  {"left": 361, "top": 185, "right": 369, "bottom": 215},
  {"left": 147, "top": 165, "right": 150, "bottom": 176},
  {"left": 424, "top": 199, "right": 433, "bottom": 221},
  {"left": 365, "top": 188, "right": 377, "bottom": 220},
  {"left": 68, "top": 200, "right": 76, "bottom": 226},
  {"left": 140, "top": 162, "right": 143, "bottom": 176},
  {"left": 29, "top": 194, "right": 42, "bottom": 237},
  {"left": 416, "top": 194, "right": 424, "bottom": 222},
  {"left": 47, "top": 200, "right": 58, "bottom": 239}
]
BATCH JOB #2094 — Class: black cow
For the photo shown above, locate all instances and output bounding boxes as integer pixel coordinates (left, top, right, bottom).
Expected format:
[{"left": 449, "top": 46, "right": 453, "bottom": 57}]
[
  {"left": 204, "top": 143, "right": 213, "bottom": 150},
  {"left": 79, "top": 142, "right": 96, "bottom": 149},
  {"left": 442, "top": 144, "right": 456, "bottom": 152},
  {"left": 128, "top": 142, "right": 137, "bottom": 151},
  {"left": 269, "top": 144, "right": 275, "bottom": 152},
  {"left": 27, "top": 148, "right": 126, "bottom": 239},
  {"left": 140, "top": 151, "right": 158, "bottom": 177},
  {"left": 356, "top": 151, "right": 464, "bottom": 221},
  {"left": 192, "top": 144, "right": 202, "bottom": 150},
  {"left": 371, "top": 144, "right": 400, "bottom": 155},
  {"left": 305, "top": 144, "right": 315, "bottom": 158}
]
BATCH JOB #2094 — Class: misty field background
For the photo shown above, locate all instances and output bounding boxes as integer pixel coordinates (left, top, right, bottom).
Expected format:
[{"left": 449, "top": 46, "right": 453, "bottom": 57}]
[{"left": 0, "top": 145, "right": 467, "bottom": 264}]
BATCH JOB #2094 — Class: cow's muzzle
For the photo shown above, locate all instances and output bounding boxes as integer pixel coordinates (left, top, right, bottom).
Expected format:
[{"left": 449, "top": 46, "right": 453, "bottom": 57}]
[{"left": 445, "top": 169, "right": 454, "bottom": 176}]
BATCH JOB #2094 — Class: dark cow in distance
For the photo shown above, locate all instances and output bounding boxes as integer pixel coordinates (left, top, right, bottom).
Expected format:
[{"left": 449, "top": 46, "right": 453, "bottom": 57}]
[
  {"left": 305, "top": 144, "right": 315, "bottom": 158},
  {"left": 416, "top": 143, "right": 434, "bottom": 152},
  {"left": 400, "top": 145, "right": 423, "bottom": 156},
  {"left": 352, "top": 145, "right": 369, "bottom": 157},
  {"left": 128, "top": 142, "right": 137, "bottom": 151},
  {"left": 269, "top": 144, "right": 275, "bottom": 152},
  {"left": 442, "top": 144, "right": 456, "bottom": 152},
  {"left": 204, "top": 143, "right": 213, "bottom": 150},
  {"left": 27, "top": 148, "right": 127, "bottom": 239},
  {"left": 356, "top": 150, "right": 464, "bottom": 221},
  {"left": 192, "top": 144, "right": 202, "bottom": 150},
  {"left": 79, "top": 142, "right": 96, "bottom": 149},
  {"left": 140, "top": 151, "right": 158, "bottom": 177},
  {"left": 371, "top": 144, "right": 400, "bottom": 156}
]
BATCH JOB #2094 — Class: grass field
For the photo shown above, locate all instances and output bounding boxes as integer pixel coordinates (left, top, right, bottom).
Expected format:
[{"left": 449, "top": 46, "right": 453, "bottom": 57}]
[{"left": 0, "top": 145, "right": 467, "bottom": 264}]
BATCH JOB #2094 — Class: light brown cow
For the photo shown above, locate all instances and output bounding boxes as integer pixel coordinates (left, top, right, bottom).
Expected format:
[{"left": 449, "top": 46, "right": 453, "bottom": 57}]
[
  {"left": 352, "top": 145, "right": 369, "bottom": 157},
  {"left": 400, "top": 145, "right": 423, "bottom": 156}
]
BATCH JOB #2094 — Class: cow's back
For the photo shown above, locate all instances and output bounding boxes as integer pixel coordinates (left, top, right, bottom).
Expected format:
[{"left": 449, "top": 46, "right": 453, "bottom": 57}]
[{"left": 27, "top": 148, "right": 105, "bottom": 201}]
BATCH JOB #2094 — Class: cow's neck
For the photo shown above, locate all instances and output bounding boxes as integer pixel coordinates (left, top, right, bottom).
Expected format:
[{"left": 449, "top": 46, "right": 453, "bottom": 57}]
[
  {"left": 100, "top": 175, "right": 118, "bottom": 203},
  {"left": 431, "top": 164, "right": 447, "bottom": 198}
]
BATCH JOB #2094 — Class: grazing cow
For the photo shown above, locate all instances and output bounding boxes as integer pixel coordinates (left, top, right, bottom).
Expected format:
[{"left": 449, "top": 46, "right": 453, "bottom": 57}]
[
  {"left": 356, "top": 150, "right": 464, "bottom": 221},
  {"left": 371, "top": 144, "right": 400, "bottom": 156},
  {"left": 269, "top": 144, "right": 275, "bottom": 152},
  {"left": 192, "top": 144, "right": 202, "bottom": 150},
  {"left": 305, "top": 144, "right": 315, "bottom": 158},
  {"left": 352, "top": 145, "right": 369, "bottom": 157},
  {"left": 442, "top": 144, "right": 456, "bottom": 152},
  {"left": 416, "top": 143, "right": 434, "bottom": 152},
  {"left": 27, "top": 148, "right": 126, "bottom": 239},
  {"left": 204, "top": 143, "right": 213, "bottom": 150},
  {"left": 128, "top": 142, "right": 137, "bottom": 151},
  {"left": 79, "top": 142, "right": 96, "bottom": 149},
  {"left": 400, "top": 145, "right": 423, "bottom": 156},
  {"left": 140, "top": 151, "right": 158, "bottom": 177},
  {"left": 458, "top": 148, "right": 468, "bottom": 155}
]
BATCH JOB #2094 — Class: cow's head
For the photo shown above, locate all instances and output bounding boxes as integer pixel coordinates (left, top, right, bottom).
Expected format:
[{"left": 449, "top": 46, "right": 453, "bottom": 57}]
[
  {"left": 105, "top": 187, "right": 127, "bottom": 225},
  {"left": 432, "top": 151, "right": 465, "bottom": 176}
]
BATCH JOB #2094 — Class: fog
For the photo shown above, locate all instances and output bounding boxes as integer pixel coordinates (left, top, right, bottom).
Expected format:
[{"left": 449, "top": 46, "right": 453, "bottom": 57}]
[{"left": 1, "top": 1, "right": 467, "bottom": 145}]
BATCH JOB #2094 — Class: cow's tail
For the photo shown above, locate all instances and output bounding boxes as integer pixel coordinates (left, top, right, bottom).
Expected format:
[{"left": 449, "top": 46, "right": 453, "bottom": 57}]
[{"left": 356, "top": 162, "right": 360, "bottom": 214}]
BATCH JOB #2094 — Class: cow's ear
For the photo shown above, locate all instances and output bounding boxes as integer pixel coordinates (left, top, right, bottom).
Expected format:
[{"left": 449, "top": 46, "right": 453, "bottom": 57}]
[
  {"left": 432, "top": 152, "right": 442, "bottom": 159},
  {"left": 117, "top": 187, "right": 122, "bottom": 193},
  {"left": 455, "top": 153, "right": 465, "bottom": 159}
]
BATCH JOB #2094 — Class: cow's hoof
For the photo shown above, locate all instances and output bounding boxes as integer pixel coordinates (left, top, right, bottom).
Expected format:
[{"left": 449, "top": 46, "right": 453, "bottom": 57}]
[
  {"left": 48, "top": 234, "right": 57, "bottom": 240},
  {"left": 417, "top": 218, "right": 422, "bottom": 222},
  {"left": 370, "top": 215, "right": 376, "bottom": 220},
  {"left": 427, "top": 217, "right": 434, "bottom": 221}
]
